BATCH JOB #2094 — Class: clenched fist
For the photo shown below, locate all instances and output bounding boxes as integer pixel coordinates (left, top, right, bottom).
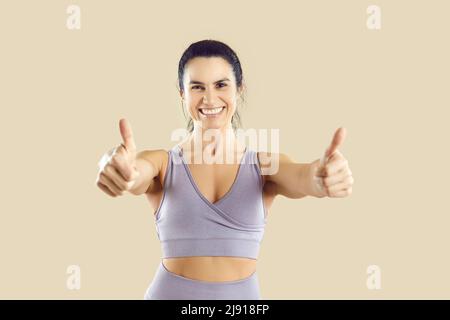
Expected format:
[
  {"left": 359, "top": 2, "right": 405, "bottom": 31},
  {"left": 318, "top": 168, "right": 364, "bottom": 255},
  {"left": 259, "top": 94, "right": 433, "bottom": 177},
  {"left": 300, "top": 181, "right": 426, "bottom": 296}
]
[{"left": 96, "top": 118, "right": 140, "bottom": 197}]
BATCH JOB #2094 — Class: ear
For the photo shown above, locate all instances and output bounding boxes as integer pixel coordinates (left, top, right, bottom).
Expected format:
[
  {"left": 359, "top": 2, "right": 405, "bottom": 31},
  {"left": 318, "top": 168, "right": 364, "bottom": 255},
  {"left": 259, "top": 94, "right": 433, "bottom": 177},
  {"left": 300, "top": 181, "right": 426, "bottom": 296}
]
[
  {"left": 237, "top": 83, "right": 245, "bottom": 100},
  {"left": 239, "top": 82, "right": 245, "bottom": 93}
]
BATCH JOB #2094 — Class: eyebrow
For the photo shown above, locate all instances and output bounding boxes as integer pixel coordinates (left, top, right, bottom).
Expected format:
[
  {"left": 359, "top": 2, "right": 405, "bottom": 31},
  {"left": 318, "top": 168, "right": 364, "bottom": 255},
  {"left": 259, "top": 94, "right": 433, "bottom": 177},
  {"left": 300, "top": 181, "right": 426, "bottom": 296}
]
[{"left": 189, "top": 78, "right": 230, "bottom": 85}]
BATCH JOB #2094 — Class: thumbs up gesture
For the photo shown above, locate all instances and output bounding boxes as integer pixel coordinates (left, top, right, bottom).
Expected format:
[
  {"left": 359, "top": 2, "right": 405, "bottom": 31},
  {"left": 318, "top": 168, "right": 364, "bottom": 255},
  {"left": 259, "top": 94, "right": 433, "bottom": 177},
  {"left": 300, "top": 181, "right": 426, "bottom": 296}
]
[
  {"left": 313, "top": 127, "right": 354, "bottom": 198},
  {"left": 96, "top": 118, "right": 140, "bottom": 197}
]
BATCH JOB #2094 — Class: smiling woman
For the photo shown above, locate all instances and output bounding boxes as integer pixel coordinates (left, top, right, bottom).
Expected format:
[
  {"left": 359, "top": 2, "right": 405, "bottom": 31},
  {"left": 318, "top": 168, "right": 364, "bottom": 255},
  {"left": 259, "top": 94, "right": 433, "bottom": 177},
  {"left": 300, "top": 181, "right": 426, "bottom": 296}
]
[
  {"left": 95, "top": 39, "right": 354, "bottom": 300},
  {"left": 140, "top": 40, "right": 268, "bottom": 300},
  {"left": 178, "top": 40, "right": 245, "bottom": 134}
]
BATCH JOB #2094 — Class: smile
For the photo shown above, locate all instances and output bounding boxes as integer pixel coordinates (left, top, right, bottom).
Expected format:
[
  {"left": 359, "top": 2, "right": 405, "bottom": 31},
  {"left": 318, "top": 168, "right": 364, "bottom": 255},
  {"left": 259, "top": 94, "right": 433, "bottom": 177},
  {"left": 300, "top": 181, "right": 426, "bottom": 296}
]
[{"left": 199, "top": 106, "right": 225, "bottom": 116}]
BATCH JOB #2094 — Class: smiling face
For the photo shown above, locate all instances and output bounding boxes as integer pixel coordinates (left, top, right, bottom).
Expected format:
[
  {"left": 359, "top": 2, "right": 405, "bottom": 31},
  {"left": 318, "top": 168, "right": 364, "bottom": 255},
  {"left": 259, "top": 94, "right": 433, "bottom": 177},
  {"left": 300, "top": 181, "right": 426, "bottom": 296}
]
[{"left": 180, "top": 57, "right": 241, "bottom": 132}]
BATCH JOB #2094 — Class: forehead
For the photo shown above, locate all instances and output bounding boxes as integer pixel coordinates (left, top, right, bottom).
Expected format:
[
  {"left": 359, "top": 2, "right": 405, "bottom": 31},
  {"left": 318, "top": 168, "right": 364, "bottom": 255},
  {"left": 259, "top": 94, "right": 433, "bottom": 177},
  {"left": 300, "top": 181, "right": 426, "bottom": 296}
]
[{"left": 184, "top": 57, "right": 234, "bottom": 83}]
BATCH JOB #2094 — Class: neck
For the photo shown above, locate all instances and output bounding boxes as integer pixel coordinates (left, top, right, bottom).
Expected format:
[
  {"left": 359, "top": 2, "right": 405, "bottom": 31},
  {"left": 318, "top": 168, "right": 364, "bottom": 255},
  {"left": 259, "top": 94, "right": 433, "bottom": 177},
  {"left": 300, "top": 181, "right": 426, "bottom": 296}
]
[{"left": 181, "top": 125, "right": 246, "bottom": 164}]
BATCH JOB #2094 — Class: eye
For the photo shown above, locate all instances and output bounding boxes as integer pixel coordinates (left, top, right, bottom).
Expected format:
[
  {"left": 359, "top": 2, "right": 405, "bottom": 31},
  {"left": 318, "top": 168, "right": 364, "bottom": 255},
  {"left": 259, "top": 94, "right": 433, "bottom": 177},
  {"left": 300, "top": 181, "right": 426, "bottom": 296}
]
[
  {"left": 217, "top": 83, "right": 227, "bottom": 88},
  {"left": 191, "top": 85, "right": 204, "bottom": 90}
]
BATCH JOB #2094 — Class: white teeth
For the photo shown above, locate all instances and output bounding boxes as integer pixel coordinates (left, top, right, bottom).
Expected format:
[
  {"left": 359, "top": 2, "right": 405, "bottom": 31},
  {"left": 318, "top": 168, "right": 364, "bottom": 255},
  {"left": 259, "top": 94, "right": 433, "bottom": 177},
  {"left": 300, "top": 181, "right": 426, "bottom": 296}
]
[{"left": 200, "top": 107, "right": 224, "bottom": 115}]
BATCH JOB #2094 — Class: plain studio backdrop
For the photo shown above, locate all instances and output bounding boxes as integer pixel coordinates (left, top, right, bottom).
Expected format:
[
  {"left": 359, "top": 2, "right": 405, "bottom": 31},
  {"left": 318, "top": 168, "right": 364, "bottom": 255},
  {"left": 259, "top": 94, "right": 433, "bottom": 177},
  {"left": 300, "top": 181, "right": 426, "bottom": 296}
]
[{"left": 0, "top": 0, "right": 449, "bottom": 299}]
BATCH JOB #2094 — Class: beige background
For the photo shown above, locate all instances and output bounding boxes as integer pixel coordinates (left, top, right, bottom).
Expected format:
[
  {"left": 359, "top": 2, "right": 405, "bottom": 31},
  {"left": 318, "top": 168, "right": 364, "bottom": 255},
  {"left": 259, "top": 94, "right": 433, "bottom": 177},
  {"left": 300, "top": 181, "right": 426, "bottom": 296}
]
[{"left": 1, "top": 0, "right": 449, "bottom": 299}]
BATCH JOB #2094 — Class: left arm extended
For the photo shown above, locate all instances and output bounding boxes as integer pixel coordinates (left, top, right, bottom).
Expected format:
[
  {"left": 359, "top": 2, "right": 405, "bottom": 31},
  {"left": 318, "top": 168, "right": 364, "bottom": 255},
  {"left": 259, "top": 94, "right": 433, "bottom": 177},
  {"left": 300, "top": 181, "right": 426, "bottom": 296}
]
[
  {"left": 258, "top": 152, "right": 323, "bottom": 199},
  {"left": 258, "top": 127, "right": 354, "bottom": 199}
]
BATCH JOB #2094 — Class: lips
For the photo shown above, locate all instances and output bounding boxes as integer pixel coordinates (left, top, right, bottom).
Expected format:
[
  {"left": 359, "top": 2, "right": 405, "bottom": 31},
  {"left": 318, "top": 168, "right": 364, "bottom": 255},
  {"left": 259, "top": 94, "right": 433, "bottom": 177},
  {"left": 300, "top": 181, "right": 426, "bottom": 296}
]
[{"left": 199, "top": 106, "right": 226, "bottom": 116}]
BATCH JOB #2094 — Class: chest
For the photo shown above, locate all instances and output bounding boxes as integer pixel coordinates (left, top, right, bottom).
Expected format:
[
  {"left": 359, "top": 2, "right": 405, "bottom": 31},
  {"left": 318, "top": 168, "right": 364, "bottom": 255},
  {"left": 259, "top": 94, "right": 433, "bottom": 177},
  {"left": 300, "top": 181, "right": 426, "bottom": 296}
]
[
  {"left": 146, "top": 150, "right": 275, "bottom": 217},
  {"left": 185, "top": 163, "right": 242, "bottom": 204}
]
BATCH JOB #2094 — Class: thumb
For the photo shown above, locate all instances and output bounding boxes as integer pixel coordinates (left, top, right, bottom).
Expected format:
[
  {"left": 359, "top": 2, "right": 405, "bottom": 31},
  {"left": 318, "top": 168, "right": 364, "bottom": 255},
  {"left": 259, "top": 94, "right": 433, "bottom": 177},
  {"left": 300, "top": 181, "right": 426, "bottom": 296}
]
[
  {"left": 119, "top": 118, "right": 137, "bottom": 155},
  {"left": 318, "top": 127, "right": 347, "bottom": 174}
]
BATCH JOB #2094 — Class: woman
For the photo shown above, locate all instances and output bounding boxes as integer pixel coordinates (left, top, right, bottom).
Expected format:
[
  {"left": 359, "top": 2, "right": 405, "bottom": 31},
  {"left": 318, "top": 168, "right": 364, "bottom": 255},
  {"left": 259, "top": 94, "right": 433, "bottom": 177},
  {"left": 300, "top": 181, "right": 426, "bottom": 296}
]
[{"left": 96, "top": 40, "right": 354, "bottom": 299}]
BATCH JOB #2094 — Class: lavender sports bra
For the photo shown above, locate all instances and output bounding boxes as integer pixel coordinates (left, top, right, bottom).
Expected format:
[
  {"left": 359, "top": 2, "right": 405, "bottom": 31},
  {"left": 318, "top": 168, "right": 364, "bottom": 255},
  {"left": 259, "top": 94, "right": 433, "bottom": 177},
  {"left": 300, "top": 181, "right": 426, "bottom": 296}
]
[{"left": 154, "top": 144, "right": 267, "bottom": 259}]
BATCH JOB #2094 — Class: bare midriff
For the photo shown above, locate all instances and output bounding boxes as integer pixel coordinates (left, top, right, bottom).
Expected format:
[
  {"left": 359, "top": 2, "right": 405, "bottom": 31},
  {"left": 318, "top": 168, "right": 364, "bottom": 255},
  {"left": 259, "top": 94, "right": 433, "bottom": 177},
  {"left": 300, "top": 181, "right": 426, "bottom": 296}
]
[{"left": 162, "top": 256, "right": 257, "bottom": 282}]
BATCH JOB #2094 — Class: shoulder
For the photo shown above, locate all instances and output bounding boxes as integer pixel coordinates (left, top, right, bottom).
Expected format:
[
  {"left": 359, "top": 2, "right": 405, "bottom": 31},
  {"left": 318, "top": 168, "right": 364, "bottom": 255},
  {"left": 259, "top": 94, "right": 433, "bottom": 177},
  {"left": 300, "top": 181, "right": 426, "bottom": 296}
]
[
  {"left": 255, "top": 151, "right": 281, "bottom": 198},
  {"left": 137, "top": 149, "right": 169, "bottom": 166},
  {"left": 135, "top": 149, "right": 171, "bottom": 195},
  {"left": 256, "top": 151, "right": 293, "bottom": 184},
  {"left": 136, "top": 148, "right": 169, "bottom": 179}
]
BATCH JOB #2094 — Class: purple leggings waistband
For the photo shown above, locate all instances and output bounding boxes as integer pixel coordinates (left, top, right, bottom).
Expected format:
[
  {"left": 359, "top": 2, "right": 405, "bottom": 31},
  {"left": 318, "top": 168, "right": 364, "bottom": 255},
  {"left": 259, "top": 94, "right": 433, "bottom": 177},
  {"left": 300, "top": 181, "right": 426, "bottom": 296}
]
[{"left": 144, "top": 261, "right": 261, "bottom": 300}]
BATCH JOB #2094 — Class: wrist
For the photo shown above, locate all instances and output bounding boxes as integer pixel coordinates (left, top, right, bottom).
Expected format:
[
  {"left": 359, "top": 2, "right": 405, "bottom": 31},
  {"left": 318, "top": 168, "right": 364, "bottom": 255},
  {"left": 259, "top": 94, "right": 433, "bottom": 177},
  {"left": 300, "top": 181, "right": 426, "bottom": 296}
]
[{"left": 308, "top": 159, "right": 328, "bottom": 198}]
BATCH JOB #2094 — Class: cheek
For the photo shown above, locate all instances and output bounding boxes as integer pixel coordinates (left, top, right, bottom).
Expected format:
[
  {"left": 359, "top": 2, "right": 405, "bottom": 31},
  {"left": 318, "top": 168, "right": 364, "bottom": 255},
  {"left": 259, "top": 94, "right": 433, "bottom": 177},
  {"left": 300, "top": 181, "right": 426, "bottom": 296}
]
[
  {"left": 224, "top": 95, "right": 237, "bottom": 110},
  {"left": 227, "top": 104, "right": 236, "bottom": 116},
  {"left": 185, "top": 97, "right": 200, "bottom": 112},
  {"left": 229, "top": 100, "right": 239, "bottom": 117},
  {"left": 184, "top": 103, "right": 197, "bottom": 119}
]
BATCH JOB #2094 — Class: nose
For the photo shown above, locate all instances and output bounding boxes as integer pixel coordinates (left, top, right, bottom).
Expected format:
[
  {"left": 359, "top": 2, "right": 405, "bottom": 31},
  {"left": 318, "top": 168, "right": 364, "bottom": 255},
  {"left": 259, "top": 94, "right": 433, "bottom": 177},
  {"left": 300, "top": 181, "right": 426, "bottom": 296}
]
[{"left": 202, "top": 89, "right": 216, "bottom": 106}]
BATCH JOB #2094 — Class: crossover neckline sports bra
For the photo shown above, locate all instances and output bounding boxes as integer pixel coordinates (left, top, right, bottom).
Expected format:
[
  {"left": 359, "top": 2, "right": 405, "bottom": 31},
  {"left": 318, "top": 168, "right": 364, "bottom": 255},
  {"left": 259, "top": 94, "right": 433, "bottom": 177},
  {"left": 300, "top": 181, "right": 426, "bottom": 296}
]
[
  {"left": 154, "top": 144, "right": 267, "bottom": 259},
  {"left": 177, "top": 144, "right": 248, "bottom": 206}
]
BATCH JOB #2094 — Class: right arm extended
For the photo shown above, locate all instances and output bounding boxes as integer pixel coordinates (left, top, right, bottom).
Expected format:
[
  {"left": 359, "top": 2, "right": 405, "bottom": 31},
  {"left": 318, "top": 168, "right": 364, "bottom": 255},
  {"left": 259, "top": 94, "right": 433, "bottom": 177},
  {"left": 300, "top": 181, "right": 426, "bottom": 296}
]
[
  {"left": 127, "top": 150, "right": 164, "bottom": 196},
  {"left": 95, "top": 118, "right": 163, "bottom": 197}
]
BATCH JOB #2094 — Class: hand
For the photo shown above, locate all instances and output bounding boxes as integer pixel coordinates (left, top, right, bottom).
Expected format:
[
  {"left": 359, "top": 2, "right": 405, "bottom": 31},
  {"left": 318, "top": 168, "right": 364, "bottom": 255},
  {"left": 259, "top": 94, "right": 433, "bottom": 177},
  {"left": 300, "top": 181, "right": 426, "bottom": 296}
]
[
  {"left": 313, "top": 127, "right": 354, "bottom": 198},
  {"left": 96, "top": 118, "right": 140, "bottom": 197}
]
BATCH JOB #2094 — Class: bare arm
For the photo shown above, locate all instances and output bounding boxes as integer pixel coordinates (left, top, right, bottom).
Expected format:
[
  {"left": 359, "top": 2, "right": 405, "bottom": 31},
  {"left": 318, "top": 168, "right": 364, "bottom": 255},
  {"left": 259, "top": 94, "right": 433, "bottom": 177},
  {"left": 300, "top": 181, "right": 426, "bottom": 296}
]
[
  {"left": 258, "top": 127, "right": 354, "bottom": 200},
  {"left": 258, "top": 152, "right": 325, "bottom": 199},
  {"left": 127, "top": 149, "right": 165, "bottom": 196}
]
